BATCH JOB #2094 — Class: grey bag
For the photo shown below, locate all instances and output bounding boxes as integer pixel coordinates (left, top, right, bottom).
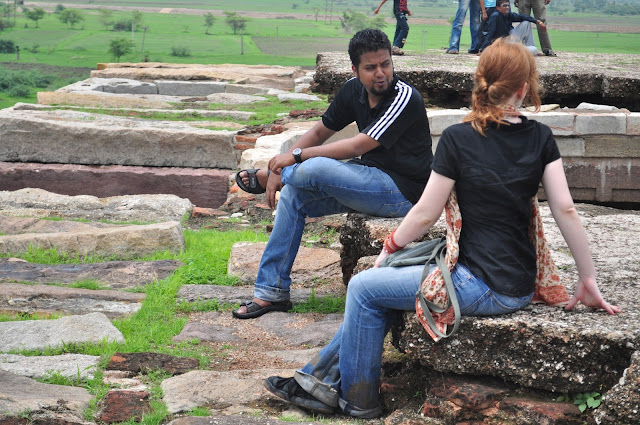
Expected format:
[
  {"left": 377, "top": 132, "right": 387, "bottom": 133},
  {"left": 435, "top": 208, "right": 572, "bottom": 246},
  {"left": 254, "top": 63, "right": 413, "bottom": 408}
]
[{"left": 380, "top": 236, "right": 461, "bottom": 338}]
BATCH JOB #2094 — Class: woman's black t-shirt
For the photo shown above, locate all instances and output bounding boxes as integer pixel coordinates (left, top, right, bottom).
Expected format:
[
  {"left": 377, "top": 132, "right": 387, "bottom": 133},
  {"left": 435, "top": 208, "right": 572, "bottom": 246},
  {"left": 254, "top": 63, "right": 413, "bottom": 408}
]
[{"left": 431, "top": 117, "right": 561, "bottom": 296}]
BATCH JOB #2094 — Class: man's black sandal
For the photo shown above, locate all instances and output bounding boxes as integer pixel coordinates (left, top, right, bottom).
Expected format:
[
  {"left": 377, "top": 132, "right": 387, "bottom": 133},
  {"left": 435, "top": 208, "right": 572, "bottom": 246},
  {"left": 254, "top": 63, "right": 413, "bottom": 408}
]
[
  {"left": 235, "top": 169, "right": 268, "bottom": 194},
  {"left": 232, "top": 300, "right": 292, "bottom": 319}
]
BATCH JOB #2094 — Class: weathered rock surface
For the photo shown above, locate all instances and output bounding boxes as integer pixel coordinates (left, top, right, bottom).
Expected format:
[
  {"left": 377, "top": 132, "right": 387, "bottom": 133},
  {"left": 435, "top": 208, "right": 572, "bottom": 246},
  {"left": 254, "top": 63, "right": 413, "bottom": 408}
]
[
  {"left": 176, "top": 284, "right": 313, "bottom": 305},
  {"left": 0, "top": 283, "right": 145, "bottom": 318},
  {"left": 0, "top": 369, "right": 92, "bottom": 416},
  {"left": 106, "top": 352, "right": 199, "bottom": 375},
  {"left": 161, "top": 368, "right": 294, "bottom": 414},
  {"left": 0, "top": 188, "right": 193, "bottom": 223},
  {"left": 0, "top": 162, "right": 231, "bottom": 209},
  {"left": 95, "top": 390, "right": 152, "bottom": 424},
  {"left": 0, "top": 257, "right": 182, "bottom": 289},
  {"left": 0, "top": 221, "right": 185, "bottom": 259},
  {"left": 315, "top": 50, "right": 640, "bottom": 110},
  {"left": 592, "top": 350, "right": 640, "bottom": 424},
  {"left": 167, "top": 416, "right": 327, "bottom": 425},
  {"left": 91, "top": 63, "right": 306, "bottom": 91},
  {"left": 0, "top": 353, "right": 99, "bottom": 379},
  {"left": 0, "top": 109, "right": 237, "bottom": 169},
  {"left": 0, "top": 312, "right": 124, "bottom": 352},
  {"left": 37, "top": 90, "right": 175, "bottom": 109},
  {"left": 251, "top": 312, "right": 343, "bottom": 348},
  {"left": 387, "top": 204, "right": 640, "bottom": 394},
  {"left": 228, "top": 242, "right": 341, "bottom": 286}
]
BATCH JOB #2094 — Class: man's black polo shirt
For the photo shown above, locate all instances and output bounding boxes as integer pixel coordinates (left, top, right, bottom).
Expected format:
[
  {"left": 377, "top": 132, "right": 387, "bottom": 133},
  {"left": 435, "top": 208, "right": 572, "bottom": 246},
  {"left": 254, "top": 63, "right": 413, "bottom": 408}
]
[{"left": 321, "top": 76, "right": 432, "bottom": 204}]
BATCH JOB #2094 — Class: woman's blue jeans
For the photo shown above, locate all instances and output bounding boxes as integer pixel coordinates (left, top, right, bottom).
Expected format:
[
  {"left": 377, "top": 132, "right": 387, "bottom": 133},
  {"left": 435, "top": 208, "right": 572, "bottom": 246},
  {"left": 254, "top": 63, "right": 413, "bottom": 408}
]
[
  {"left": 294, "top": 263, "right": 533, "bottom": 418},
  {"left": 447, "top": 0, "right": 481, "bottom": 52},
  {"left": 393, "top": 12, "right": 409, "bottom": 48},
  {"left": 254, "top": 158, "right": 413, "bottom": 303}
]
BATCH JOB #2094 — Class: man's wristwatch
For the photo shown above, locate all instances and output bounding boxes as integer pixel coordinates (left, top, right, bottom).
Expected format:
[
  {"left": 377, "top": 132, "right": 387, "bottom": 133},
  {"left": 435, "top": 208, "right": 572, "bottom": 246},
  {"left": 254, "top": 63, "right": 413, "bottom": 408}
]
[{"left": 292, "top": 148, "right": 303, "bottom": 164}]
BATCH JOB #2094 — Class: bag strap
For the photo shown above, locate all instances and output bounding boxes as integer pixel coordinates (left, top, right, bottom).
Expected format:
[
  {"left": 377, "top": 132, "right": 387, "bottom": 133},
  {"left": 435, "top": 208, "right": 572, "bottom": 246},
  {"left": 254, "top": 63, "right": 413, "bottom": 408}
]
[{"left": 417, "top": 240, "right": 461, "bottom": 339}]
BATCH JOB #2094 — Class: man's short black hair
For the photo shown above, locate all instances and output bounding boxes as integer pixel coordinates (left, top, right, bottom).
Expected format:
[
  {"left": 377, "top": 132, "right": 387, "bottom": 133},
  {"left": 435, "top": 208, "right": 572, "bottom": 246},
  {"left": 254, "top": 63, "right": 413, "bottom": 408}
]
[{"left": 348, "top": 28, "right": 392, "bottom": 69}]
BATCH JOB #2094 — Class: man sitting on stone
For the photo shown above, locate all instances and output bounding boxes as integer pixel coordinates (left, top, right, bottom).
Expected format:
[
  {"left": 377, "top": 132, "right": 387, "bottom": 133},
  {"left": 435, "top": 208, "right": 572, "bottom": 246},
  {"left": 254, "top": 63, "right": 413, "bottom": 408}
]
[
  {"left": 479, "top": 0, "right": 547, "bottom": 55},
  {"left": 232, "top": 28, "right": 432, "bottom": 319}
]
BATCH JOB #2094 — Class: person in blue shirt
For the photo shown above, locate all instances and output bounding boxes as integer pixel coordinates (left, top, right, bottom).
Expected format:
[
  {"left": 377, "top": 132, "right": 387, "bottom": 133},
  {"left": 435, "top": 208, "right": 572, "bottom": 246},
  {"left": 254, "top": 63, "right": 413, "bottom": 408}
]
[{"left": 479, "top": 0, "right": 546, "bottom": 54}]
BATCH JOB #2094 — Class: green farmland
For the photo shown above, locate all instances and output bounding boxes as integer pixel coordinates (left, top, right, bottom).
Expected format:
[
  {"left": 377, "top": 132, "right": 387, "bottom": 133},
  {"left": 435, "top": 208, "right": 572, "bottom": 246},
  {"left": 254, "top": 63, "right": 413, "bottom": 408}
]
[{"left": 0, "top": 0, "right": 639, "bottom": 108}]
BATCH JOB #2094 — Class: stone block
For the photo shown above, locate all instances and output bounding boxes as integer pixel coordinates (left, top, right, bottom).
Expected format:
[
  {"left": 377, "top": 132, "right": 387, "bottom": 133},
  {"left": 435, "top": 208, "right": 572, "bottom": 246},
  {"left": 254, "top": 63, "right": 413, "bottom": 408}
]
[
  {"left": 561, "top": 157, "right": 640, "bottom": 203},
  {"left": 106, "top": 352, "right": 198, "bottom": 375},
  {"left": 0, "top": 283, "right": 145, "bottom": 318},
  {"left": 99, "top": 79, "right": 158, "bottom": 95},
  {"left": 575, "top": 113, "right": 626, "bottom": 135},
  {"left": 427, "top": 109, "right": 467, "bottom": 135},
  {"left": 37, "top": 91, "right": 172, "bottom": 109},
  {"left": 0, "top": 312, "right": 124, "bottom": 352},
  {"left": 583, "top": 135, "right": 640, "bottom": 158},
  {"left": 523, "top": 112, "right": 576, "bottom": 136},
  {"left": 277, "top": 93, "right": 321, "bottom": 102},
  {"left": 627, "top": 112, "right": 640, "bottom": 135},
  {"left": 592, "top": 351, "right": 640, "bottom": 425},
  {"left": 96, "top": 390, "right": 151, "bottom": 424},
  {"left": 555, "top": 137, "right": 585, "bottom": 157},
  {"left": 0, "top": 109, "right": 237, "bottom": 169},
  {"left": 155, "top": 80, "right": 226, "bottom": 96},
  {"left": 0, "top": 162, "right": 230, "bottom": 209},
  {"left": 294, "top": 83, "right": 311, "bottom": 93},
  {"left": 0, "top": 221, "right": 185, "bottom": 259},
  {"left": 225, "top": 84, "right": 270, "bottom": 95}
]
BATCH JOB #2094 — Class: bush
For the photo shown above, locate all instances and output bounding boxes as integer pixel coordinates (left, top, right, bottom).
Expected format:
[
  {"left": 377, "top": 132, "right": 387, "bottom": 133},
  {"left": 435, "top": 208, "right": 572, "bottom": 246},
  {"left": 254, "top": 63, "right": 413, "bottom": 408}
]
[
  {"left": 7, "top": 84, "right": 30, "bottom": 98},
  {"left": 0, "top": 39, "right": 15, "bottom": 53},
  {"left": 171, "top": 46, "right": 191, "bottom": 57}
]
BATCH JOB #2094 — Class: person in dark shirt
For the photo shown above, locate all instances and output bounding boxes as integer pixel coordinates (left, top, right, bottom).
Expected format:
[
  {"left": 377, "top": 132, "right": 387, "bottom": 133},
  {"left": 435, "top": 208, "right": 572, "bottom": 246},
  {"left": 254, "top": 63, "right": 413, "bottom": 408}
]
[
  {"left": 262, "top": 37, "right": 619, "bottom": 420},
  {"left": 480, "top": 0, "right": 546, "bottom": 54},
  {"left": 233, "top": 28, "right": 432, "bottom": 319}
]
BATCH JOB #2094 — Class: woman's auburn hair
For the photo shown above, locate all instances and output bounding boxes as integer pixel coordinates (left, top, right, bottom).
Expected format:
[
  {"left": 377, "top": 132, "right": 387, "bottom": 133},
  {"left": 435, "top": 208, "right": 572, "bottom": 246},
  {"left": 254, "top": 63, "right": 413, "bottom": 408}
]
[{"left": 463, "top": 37, "right": 542, "bottom": 136}]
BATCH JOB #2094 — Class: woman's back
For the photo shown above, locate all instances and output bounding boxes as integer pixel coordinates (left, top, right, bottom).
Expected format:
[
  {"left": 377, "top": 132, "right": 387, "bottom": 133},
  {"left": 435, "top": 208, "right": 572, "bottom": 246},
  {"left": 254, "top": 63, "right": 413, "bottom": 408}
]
[{"left": 433, "top": 117, "right": 560, "bottom": 296}]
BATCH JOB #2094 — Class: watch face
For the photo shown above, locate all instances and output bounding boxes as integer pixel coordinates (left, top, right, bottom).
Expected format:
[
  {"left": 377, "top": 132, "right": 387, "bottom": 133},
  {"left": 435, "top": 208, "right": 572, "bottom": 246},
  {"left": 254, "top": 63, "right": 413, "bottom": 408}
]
[{"left": 293, "top": 148, "right": 301, "bottom": 155}]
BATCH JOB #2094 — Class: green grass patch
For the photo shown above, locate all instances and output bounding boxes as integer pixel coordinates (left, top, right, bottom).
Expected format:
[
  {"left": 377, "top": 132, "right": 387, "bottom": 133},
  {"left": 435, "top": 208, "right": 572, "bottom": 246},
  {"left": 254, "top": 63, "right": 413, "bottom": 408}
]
[
  {"left": 291, "top": 290, "right": 345, "bottom": 314},
  {"left": 0, "top": 311, "right": 63, "bottom": 322}
]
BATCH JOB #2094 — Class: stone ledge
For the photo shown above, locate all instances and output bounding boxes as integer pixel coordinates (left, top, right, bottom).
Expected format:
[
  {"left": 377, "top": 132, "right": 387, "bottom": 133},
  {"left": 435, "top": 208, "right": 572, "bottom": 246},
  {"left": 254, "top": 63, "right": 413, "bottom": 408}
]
[
  {"left": 339, "top": 203, "right": 639, "bottom": 397},
  {"left": 315, "top": 50, "right": 640, "bottom": 110}
]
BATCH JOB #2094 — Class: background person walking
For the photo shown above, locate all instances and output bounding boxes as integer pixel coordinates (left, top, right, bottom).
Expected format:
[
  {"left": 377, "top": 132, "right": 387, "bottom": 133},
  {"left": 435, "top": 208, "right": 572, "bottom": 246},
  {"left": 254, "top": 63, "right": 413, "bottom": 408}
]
[{"left": 374, "top": 0, "right": 412, "bottom": 55}]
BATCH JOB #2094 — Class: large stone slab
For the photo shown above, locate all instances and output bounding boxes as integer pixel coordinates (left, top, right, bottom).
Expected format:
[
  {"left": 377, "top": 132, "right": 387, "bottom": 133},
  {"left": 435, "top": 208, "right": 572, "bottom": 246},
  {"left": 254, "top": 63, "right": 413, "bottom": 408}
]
[
  {"left": 0, "top": 188, "right": 193, "bottom": 223},
  {"left": 228, "top": 242, "right": 341, "bottom": 286},
  {"left": 161, "top": 368, "right": 294, "bottom": 414},
  {"left": 0, "top": 353, "right": 99, "bottom": 379},
  {"left": 0, "top": 283, "right": 145, "bottom": 318},
  {"left": 0, "top": 257, "right": 181, "bottom": 289},
  {"left": 592, "top": 351, "right": 640, "bottom": 425},
  {"left": 315, "top": 50, "right": 640, "bottom": 110},
  {"left": 0, "top": 109, "right": 237, "bottom": 169},
  {"left": 156, "top": 80, "right": 227, "bottom": 96},
  {"left": 0, "top": 162, "right": 230, "bottom": 208},
  {"left": 0, "top": 221, "right": 185, "bottom": 259},
  {"left": 0, "top": 312, "right": 124, "bottom": 353},
  {"left": 391, "top": 204, "right": 640, "bottom": 394},
  {"left": 0, "top": 369, "right": 92, "bottom": 416},
  {"left": 37, "top": 90, "right": 174, "bottom": 109},
  {"left": 92, "top": 63, "right": 305, "bottom": 91}
]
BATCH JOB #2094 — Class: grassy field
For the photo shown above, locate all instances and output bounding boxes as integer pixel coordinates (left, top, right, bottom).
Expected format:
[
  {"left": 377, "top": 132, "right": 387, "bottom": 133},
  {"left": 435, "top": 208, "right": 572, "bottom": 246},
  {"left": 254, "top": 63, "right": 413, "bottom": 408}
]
[{"left": 0, "top": 1, "right": 639, "bottom": 109}]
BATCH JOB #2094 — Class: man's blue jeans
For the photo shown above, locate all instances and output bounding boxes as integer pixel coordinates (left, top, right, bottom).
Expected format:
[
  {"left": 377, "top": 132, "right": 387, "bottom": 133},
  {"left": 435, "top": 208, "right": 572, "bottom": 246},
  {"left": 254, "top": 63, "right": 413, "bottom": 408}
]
[
  {"left": 294, "top": 263, "right": 533, "bottom": 418},
  {"left": 393, "top": 12, "right": 409, "bottom": 48},
  {"left": 254, "top": 157, "right": 413, "bottom": 303},
  {"left": 448, "top": 0, "right": 481, "bottom": 52}
]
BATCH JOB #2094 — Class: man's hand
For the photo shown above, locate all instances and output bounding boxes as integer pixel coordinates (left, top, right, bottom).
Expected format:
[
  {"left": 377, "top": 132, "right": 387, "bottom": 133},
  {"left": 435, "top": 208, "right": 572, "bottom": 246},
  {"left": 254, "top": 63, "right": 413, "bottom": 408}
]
[
  {"left": 482, "top": 10, "right": 487, "bottom": 20},
  {"left": 268, "top": 152, "right": 296, "bottom": 175},
  {"left": 374, "top": 7, "right": 380, "bottom": 15},
  {"left": 545, "top": 0, "right": 550, "bottom": 5},
  {"left": 265, "top": 172, "right": 283, "bottom": 209},
  {"left": 407, "top": 10, "right": 412, "bottom": 16},
  {"left": 536, "top": 20, "right": 547, "bottom": 31}
]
